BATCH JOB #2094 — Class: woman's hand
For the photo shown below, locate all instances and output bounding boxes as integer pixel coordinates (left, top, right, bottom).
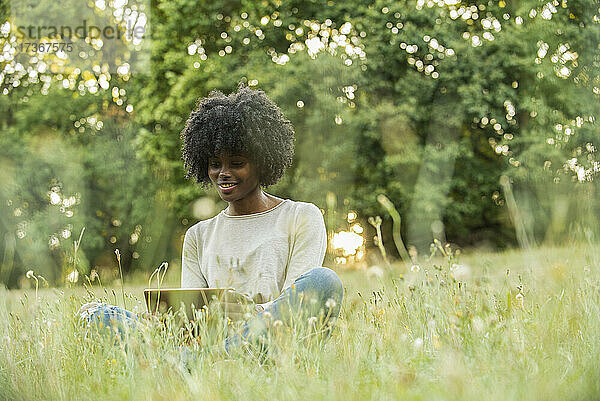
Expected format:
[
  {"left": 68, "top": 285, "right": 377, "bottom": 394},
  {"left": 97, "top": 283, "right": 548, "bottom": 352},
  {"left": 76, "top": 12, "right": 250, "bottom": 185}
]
[{"left": 221, "top": 290, "right": 258, "bottom": 322}]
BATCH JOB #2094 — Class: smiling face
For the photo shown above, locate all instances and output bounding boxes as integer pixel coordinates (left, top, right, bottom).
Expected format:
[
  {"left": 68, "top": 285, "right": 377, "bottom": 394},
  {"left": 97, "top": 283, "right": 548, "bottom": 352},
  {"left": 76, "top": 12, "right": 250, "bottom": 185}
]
[{"left": 207, "top": 153, "right": 261, "bottom": 202}]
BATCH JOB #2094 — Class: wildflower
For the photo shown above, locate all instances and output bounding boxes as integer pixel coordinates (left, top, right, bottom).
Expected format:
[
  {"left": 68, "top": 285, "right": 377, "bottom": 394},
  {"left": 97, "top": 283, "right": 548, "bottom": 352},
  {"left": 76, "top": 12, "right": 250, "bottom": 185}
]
[
  {"left": 273, "top": 320, "right": 283, "bottom": 328},
  {"left": 26, "top": 270, "right": 40, "bottom": 298},
  {"left": 432, "top": 335, "right": 441, "bottom": 349},
  {"left": 408, "top": 245, "right": 418, "bottom": 260},
  {"left": 262, "top": 311, "right": 272, "bottom": 320},
  {"left": 516, "top": 292, "right": 524, "bottom": 308},
  {"left": 114, "top": 249, "right": 121, "bottom": 262},
  {"left": 410, "top": 264, "right": 421, "bottom": 272},
  {"left": 325, "top": 298, "right": 337, "bottom": 309},
  {"left": 38, "top": 275, "right": 49, "bottom": 287},
  {"left": 413, "top": 338, "right": 424, "bottom": 349},
  {"left": 66, "top": 270, "right": 79, "bottom": 283},
  {"left": 307, "top": 316, "right": 318, "bottom": 326},
  {"left": 148, "top": 262, "right": 169, "bottom": 289},
  {"left": 90, "top": 270, "right": 99, "bottom": 281}
]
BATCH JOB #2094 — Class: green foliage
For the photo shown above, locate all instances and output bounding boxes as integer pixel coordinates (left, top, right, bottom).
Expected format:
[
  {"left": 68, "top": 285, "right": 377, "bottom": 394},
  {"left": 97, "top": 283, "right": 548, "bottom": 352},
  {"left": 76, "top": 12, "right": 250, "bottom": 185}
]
[
  {"left": 0, "top": 84, "right": 165, "bottom": 287},
  {"left": 131, "top": 0, "right": 599, "bottom": 252},
  {"left": 1, "top": 0, "right": 599, "bottom": 286}
]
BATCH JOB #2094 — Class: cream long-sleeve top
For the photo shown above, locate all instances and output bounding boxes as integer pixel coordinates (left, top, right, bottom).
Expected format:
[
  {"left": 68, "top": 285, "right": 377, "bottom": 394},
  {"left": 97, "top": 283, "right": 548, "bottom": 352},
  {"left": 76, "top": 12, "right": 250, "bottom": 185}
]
[{"left": 180, "top": 198, "right": 327, "bottom": 309}]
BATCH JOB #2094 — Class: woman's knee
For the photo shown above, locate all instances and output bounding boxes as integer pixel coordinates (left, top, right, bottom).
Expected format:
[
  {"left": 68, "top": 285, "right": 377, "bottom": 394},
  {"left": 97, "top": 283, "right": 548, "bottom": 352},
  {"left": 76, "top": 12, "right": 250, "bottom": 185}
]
[
  {"left": 304, "top": 266, "right": 344, "bottom": 301},
  {"left": 78, "top": 303, "right": 137, "bottom": 332}
]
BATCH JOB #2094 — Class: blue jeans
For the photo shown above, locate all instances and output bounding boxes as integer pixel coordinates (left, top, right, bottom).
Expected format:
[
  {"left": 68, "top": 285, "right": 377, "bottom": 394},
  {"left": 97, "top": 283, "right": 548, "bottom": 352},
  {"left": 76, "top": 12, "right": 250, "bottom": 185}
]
[{"left": 79, "top": 267, "right": 344, "bottom": 354}]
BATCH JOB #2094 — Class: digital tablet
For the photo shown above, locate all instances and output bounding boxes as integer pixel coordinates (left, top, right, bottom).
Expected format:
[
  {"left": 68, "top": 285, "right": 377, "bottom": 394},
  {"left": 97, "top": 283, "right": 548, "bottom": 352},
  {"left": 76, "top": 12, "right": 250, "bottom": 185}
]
[{"left": 144, "top": 288, "right": 251, "bottom": 318}]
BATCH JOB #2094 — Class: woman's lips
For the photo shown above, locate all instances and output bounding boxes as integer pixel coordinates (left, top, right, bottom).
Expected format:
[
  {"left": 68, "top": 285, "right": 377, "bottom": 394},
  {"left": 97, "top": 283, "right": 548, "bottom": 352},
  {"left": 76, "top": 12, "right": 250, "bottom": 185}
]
[{"left": 218, "top": 183, "right": 238, "bottom": 193}]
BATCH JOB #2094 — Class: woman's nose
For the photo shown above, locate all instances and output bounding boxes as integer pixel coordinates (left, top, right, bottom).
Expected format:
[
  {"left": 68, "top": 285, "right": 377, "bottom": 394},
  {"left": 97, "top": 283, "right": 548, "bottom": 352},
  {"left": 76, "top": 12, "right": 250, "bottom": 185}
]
[{"left": 219, "top": 165, "right": 232, "bottom": 177}]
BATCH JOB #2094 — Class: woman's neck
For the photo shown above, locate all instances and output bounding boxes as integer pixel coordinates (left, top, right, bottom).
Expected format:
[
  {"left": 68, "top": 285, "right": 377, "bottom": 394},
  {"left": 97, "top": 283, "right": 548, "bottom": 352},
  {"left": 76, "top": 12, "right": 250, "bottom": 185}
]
[{"left": 226, "top": 188, "right": 282, "bottom": 216}]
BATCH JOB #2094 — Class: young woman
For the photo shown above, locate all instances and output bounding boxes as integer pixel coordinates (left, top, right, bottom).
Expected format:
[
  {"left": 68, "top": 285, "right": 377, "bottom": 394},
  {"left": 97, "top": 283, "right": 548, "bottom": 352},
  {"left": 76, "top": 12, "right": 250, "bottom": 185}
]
[{"left": 80, "top": 84, "right": 344, "bottom": 353}]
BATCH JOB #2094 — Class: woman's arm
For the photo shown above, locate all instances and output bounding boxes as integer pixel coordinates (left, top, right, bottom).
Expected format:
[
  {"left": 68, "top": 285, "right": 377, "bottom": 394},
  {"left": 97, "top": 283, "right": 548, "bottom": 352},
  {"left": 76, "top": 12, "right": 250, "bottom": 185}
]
[
  {"left": 281, "top": 203, "right": 327, "bottom": 290},
  {"left": 181, "top": 226, "right": 209, "bottom": 288}
]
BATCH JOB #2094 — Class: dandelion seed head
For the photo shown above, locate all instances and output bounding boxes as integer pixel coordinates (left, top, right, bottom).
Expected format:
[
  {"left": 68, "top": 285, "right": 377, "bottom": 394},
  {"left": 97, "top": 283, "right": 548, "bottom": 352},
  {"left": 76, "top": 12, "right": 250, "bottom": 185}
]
[
  {"left": 26, "top": 270, "right": 35, "bottom": 279},
  {"left": 367, "top": 265, "right": 385, "bottom": 278},
  {"left": 450, "top": 263, "right": 472, "bottom": 281},
  {"left": 325, "top": 298, "right": 337, "bottom": 309},
  {"left": 472, "top": 316, "right": 485, "bottom": 333},
  {"left": 273, "top": 320, "right": 283, "bottom": 328}
]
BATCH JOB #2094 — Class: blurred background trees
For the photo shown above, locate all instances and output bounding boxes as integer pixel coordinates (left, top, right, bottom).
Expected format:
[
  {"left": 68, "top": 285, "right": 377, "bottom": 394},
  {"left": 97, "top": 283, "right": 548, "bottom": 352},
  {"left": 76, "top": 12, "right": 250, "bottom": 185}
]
[{"left": 1, "top": 0, "right": 598, "bottom": 287}]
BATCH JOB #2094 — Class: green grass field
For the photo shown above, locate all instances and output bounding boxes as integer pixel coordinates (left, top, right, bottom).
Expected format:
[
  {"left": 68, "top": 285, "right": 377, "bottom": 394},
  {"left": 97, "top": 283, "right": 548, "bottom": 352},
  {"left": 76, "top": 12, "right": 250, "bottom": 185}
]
[{"left": 1, "top": 244, "right": 599, "bottom": 401}]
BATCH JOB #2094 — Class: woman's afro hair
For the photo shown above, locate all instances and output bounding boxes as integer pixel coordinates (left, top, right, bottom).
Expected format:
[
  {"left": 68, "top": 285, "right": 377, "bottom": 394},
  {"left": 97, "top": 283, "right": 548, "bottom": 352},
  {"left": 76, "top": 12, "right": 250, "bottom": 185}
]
[{"left": 180, "top": 83, "right": 295, "bottom": 189}]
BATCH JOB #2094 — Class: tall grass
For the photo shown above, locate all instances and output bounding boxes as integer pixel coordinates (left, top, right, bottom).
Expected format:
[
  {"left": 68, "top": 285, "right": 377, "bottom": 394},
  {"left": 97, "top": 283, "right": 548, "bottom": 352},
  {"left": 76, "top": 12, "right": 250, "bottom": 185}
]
[{"left": 1, "top": 244, "right": 599, "bottom": 401}]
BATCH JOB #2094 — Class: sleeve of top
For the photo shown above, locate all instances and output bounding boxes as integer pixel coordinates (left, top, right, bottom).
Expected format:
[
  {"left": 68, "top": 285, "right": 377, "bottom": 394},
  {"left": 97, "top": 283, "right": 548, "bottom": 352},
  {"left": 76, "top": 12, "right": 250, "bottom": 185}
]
[
  {"left": 282, "top": 203, "right": 327, "bottom": 290},
  {"left": 181, "top": 226, "right": 208, "bottom": 288}
]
